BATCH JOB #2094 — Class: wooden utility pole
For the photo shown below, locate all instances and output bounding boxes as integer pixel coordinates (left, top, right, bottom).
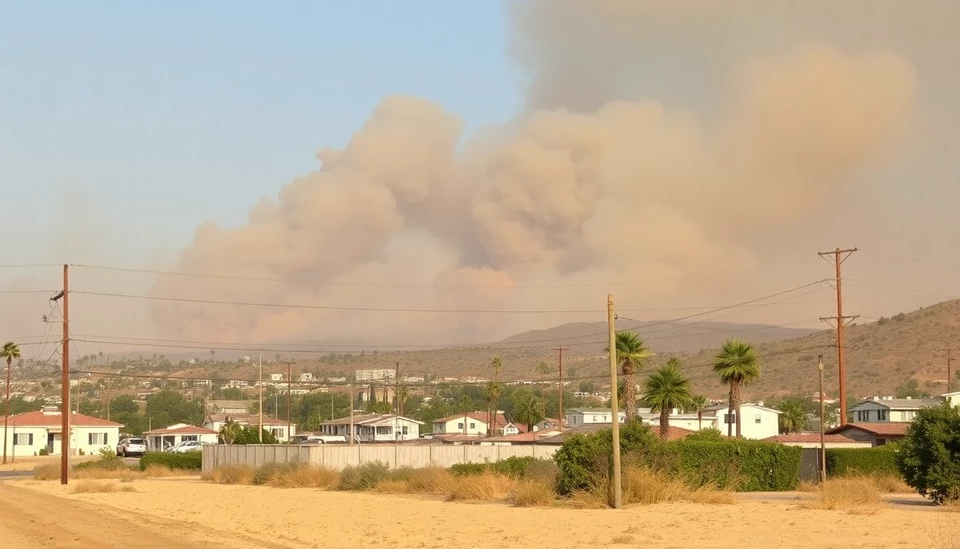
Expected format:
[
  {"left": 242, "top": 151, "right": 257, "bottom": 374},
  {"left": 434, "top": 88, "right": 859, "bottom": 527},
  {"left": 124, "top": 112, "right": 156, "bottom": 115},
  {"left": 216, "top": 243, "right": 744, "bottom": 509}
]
[
  {"left": 939, "top": 349, "right": 959, "bottom": 394},
  {"left": 286, "top": 360, "right": 292, "bottom": 442},
  {"left": 818, "top": 247, "right": 858, "bottom": 426},
  {"left": 3, "top": 343, "right": 11, "bottom": 465},
  {"left": 258, "top": 352, "right": 263, "bottom": 443},
  {"left": 54, "top": 264, "right": 70, "bottom": 485},
  {"left": 607, "top": 294, "right": 622, "bottom": 509},
  {"left": 395, "top": 361, "right": 400, "bottom": 442},
  {"left": 553, "top": 347, "right": 568, "bottom": 431},
  {"left": 349, "top": 385, "right": 355, "bottom": 445},
  {"left": 818, "top": 355, "right": 826, "bottom": 483}
]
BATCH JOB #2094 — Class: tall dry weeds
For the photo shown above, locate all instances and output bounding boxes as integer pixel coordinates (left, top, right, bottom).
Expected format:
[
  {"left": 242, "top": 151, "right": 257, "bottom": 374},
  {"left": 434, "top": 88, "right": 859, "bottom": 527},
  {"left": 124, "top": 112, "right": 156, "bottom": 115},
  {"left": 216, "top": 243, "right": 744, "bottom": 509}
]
[
  {"left": 206, "top": 464, "right": 255, "bottom": 485},
  {"left": 265, "top": 465, "right": 340, "bottom": 489},
  {"left": 509, "top": 479, "right": 555, "bottom": 507},
  {"left": 446, "top": 471, "right": 517, "bottom": 502},
  {"left": 33, "top": 463, "right": 60, "bottom": 481},
  {"left": 801, "top": 477, "right": 886, "bottom": 515},
  {"left": 72, "top": 480, "right": 119, "bottom": 494}
]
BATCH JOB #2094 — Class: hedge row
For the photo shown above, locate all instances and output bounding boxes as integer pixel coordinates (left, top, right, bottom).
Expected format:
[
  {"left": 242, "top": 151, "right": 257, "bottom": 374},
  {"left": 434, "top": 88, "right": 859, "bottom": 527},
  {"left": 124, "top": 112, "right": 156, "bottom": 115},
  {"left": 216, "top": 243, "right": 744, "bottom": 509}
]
[
  {"left": 825, "top": 446, "right": 899, "bottom": 477},
  {"left": 554, "top": 421, "right": 802, "bottom": 494},
  {"left": 449, "top": 456, "right": 552, "bottom": 479},
  {"left": 139, "top": 451, "right": 203, "bottom": 471}
]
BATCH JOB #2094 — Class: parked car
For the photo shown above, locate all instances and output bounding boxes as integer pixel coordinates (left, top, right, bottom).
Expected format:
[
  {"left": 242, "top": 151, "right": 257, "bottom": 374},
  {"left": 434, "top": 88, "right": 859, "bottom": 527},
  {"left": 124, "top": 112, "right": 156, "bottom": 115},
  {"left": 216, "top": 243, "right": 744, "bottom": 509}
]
[
  {"left": 167, "top": 440, "right": 207, "bottom": 453},
  {"left": 117, "top": 437, "right": 147, "bottom": 457}
]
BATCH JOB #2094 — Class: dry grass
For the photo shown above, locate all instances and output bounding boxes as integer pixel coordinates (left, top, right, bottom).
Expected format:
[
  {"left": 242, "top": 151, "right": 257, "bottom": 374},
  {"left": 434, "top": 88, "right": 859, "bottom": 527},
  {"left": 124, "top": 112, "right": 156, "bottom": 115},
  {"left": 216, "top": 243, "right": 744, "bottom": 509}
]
[
  {"left": 446, "top": 471, "right": 518, "bottom": 502},
  {"left": 143, "top": 465, "right": 185, "bottom": 478},
  {"left": 940, "top": 499, "right": 960, "bottom": 513},
  {"left": 265, "top": 465, "right": 340, "bottom": 489},
  {"left": 797, "top": 479, "right": 820, "bottom": 493},
  {"left": 33, "top": 463, "right": 61, "bottom": 481},
  {"left": 72, "top": 480, "right": 119, "bottom": 494},
  {"left": 864, "top": 474, "right": 912, "bottom": 494},
  {"left": 119, "top": 485, "right": 137, "bottom": 493},
  {"left": 621, "top": 467, "right": 735, "bottom": 505},
  {"left": 610, "top": 535, "right": 636, "bottom": 544},
  {"left": 567, "top": 490, "right": 609, "bottom": 509},
  {"left": 509, "top": 480, "right": 555, "bottom": 507},
  {"left": 206, "top": 464, "right": 255, "bottom": 485},
  {"left": 375, "top": 467, "right": 453, "bottom": 495},
  {"left": 72, "top": 467, "right": 143, "bottom": 481},
  {"left": 801, "top": 477, "right": 886, "bottom": 515}
]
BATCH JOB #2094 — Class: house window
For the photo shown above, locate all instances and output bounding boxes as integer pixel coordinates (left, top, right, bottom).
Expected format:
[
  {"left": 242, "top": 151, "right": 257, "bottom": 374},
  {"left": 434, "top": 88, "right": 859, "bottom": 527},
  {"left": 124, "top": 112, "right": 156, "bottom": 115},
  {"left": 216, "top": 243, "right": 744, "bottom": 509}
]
[
  {"left": 724, "top": 413, "right": 735, "bottom": 424},
  {"left": 755, "top": 414, "right": 762, "bottom": 424},
  {"left": 402, "top": 426, "right": 408, "bottom": 435},
  {"left": 14, "top": 433, "right": 33, "bottom": 446},
  {"left": 181, "top": 435, "right": 198, "bottom": 442},
  {"left": 879, "top": 410, "right": 888, "bottom": 421},
  {"left": 271, "top": 428, "right": 283, "bottom": 438},
  {"left": 470, "top": 423, "right": 476, "bottom": 429},
  {"left": 88, "top": 433, "right": 108, "bottom": 445},
  {"left": 457, "top": 422, "right": 464, "bottom": 429},
  {"left": 593, "top": 416, "right": 599, "bottom": 422}
]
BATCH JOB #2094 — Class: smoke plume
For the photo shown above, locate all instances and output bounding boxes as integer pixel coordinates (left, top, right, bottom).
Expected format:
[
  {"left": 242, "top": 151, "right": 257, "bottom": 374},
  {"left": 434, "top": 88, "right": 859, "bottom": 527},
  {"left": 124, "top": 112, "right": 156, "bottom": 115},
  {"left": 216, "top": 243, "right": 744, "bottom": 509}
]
[{"left": 148, "top": 1, "right": 932, "bottom": 345}]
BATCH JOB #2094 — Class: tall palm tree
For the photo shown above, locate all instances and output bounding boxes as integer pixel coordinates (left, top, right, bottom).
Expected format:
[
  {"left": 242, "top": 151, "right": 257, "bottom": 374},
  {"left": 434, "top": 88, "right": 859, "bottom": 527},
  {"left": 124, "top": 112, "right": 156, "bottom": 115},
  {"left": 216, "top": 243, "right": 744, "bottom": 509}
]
[
  {"left": 487, "top": 357, "right": 504, "bottom": 434},
  {"left": 687, "top": 394, "right": 708, "bottom": 430},
  {"left": 713, "top": 339, "right": 761, "bottom": 438},
  {"left": 513, "top": 391, "right": 545, "bottom": 432},
  {"left": 605, "top": 331, "right": 652, "bottom": 421},
  {"left": 775, "top": 397, "right": 810, "bottom": 434},
  {"left": 2, "top": 342, "right": 21, "bottom": 464},
  {"left": 643, "top": 359, "right": 694, "bottom": 440}
]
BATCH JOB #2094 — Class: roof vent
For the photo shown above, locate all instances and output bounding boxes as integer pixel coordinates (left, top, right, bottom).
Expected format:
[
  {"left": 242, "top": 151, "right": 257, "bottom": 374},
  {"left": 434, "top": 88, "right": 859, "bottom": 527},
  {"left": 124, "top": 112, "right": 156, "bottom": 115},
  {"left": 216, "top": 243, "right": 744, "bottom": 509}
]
[{"left": 41, "top": 406, "right": 59, "bottom": 415}]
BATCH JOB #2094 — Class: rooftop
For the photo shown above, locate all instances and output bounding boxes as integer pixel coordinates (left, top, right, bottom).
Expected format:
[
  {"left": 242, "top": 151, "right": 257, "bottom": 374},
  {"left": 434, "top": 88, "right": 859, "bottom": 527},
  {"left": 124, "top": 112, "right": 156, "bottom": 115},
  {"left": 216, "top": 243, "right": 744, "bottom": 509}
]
[
  {"left": 853, "top": 398, "right": 942, "bottom": 410},
  {"left": 826, "top": 423, "right": 911, "bottom": 437},
  {"left": 3, "top": 409, "right": 123, "bottom": 428},
  {"left": 322, "top": 414, "right": 423, "bottom": 427},
  {"left": 206, "top": 413, "right": 291, "bottom": 426},
  {"left": 143, "top": 423, "right": 218, "bottom": 436}
]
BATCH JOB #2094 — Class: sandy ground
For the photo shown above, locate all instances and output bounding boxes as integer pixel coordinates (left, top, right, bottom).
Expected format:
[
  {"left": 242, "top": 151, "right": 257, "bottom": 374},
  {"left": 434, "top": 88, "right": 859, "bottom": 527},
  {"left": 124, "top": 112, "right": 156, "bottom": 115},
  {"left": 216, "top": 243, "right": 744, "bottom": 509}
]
[{"left": 4, "top": 478, "right": 959, "bottom": 549}]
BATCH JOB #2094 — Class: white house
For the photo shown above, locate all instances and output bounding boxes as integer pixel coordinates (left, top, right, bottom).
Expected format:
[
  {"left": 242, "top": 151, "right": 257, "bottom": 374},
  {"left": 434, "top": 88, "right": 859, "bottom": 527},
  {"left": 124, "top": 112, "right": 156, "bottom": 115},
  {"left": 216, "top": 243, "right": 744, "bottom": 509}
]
[
  {"left": 1, "top": 407, "right": 122, "bottom": 457},
  {"left": 299, "top": 372, "right": 314, "bottom": 382},
  {"left": 204, "top": 413, "right": 296, "bottom": 443},
  {"left": 270, "top": 373, "right": 284, "bottom": 382},
  {"left": 942, "top": 391, "right": 960, "bottom": 407},
  {"left": 207, "top": 400, "right": 253, "bottom": 415},
  {"left": 565, "top": 408, "right": 626, "bottom": 426},
  {"left": 143, "top": 423, "right": 219, "bottom": 451},
  {"left": 354, "top": 369, "right": 395, "bottom": 382},
  {"left": 432, "top": 413, "right": 490, "bottom": 436},
  {"left": 849, "top": 397, "right": 942, "bottom": 423},
  {"left": 320, "top": 413, "right": 422, "bottom": 442},
  {"left": 706, "top": 403, "right": 781, "bottom": 439}
]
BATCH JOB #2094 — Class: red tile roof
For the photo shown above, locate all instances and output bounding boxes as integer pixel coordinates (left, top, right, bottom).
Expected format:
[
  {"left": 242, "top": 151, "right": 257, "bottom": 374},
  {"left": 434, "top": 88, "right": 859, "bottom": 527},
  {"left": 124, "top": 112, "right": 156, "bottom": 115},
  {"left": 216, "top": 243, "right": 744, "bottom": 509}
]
[
  {"left": 826, "top": 423, "right": 910, "bottom": 437},
  {"left": 662, "top": 426, "right": 697, "bottom": 441},
  {"left": 4, "top": 410, "right": 122, "bottom": 428},
  {"left": 764, "top": 433, "right": 860, "bottom": 444},
  {"left": 143, "top": 424, "right": 218, "bottom": 436}
]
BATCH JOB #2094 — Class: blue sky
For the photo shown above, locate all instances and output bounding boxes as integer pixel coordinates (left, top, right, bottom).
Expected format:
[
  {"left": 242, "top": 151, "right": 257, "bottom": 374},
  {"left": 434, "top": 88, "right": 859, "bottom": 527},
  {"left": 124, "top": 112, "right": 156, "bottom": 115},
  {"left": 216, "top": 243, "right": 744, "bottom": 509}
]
[{"left": 0, "top": 1, "right": 520, "bottom": 264}]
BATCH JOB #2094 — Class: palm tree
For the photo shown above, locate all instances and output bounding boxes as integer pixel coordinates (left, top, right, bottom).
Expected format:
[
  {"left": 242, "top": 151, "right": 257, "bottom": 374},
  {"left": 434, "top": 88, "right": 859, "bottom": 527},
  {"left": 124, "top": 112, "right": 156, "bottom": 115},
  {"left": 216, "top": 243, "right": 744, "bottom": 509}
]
[
  {"left": 2, "top": 342, "right": 21, "bottom": 464},
  {"left": 775, "top": 397, "right": 810, "bottom": 434},
  {"left": 535, "top": 361, "right": 552, "bottom": 383},
  {"left": 487, "top": 357, "right": 504, "bottom": 434},
  {"left": 513, "top": 391, "right": 545, "bottom": 432},
  {"left": 396, "top": 385, "right": 409, "bottom": 416},
  {"left": 687, "top": 394, "right": 708, "bottom": 430},
  {"left": 219, "top": 420, "right": 242, "bottom": 444},
  {"left": 643, "top": 359, "right": 694, "bottom": 440},
  {"left": 605, "top": 331, "right": 652, "bottom": 421},
  {"left": 713, "top": 339, "right": 761, "bottom": 438}
]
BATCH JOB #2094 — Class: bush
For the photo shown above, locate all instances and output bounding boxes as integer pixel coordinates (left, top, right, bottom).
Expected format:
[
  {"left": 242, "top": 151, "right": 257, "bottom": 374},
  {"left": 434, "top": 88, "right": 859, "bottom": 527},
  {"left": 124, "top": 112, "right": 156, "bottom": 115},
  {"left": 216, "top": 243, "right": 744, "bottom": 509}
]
[
  {"left": 74, "top": 457, "right": 130, "bottom": 472},
  {"left": 72, "top": 480, "right": 119, "bottom": 494},
  {"left": 826, "top": 447, "right": 899, "bottom": 477},
  {"left": 553, "top": 421, "right": 658, "bottom": 495},
  {"left": 339, "top": 461, "right": 390, "bottom": 491},
  {"left": 896, "top": 403, "right": 960, "bottom": 503},
  {"left": 509, "top": 479, "right": 555, "bottom": 507},
  {"left": 38, "top": 447, "right": 49, "bottom": 456},
  {"left": 447, "top": 471, "right": 516, "bottom": 501},
  {"left": 449, "top": 456, "right": 556, "bottom": 481},
  {"left": 33, "top": 463, "right": 60, "bottom": 480},
  {"left": 800, "top": 477, "right": 885, "bottom": 515},
  {"left": 139, "top": 452, "right": 202, "bottom": 471},
  {"left": 206, "top": 464, "right": 254, "bottom": 484}
]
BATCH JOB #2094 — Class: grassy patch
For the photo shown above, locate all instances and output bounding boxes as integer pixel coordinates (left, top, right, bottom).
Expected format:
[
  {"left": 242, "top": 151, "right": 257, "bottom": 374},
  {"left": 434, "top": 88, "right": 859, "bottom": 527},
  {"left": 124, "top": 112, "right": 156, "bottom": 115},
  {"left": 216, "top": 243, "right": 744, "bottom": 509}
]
[
  {"left": 72, "top": 467, "right": 143, "bottom": 481},
  {"left": 72, "top": 480, "right": 118, "bottom": 494},
  {"left": 339, "top": 462, "right": 390, "bottom": 491},
  {"left": 205, "top": 464, "right": 255, "bottom": 485},
  {"left": 509, "top": 479, "right": 555, "bottom": 507},
  {"left": 447, "top": 471, "right": 517, "bottom": 502},
  {"left": 33, "top": 463, "right": 60, "bottom": 481},
  {"left": 265, "top": 463, "right": 340, "bottom": 489},
  {"left": 801, "top": 477, "right": 886, "bottom": 515}
]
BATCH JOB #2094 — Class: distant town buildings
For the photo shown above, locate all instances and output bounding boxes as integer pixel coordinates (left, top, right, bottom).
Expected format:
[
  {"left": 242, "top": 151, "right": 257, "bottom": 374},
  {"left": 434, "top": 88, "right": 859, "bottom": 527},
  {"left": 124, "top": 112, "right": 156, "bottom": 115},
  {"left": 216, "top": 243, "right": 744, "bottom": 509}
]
[{"left": 354, "top": 369, "right": 396, "bottom": 382}]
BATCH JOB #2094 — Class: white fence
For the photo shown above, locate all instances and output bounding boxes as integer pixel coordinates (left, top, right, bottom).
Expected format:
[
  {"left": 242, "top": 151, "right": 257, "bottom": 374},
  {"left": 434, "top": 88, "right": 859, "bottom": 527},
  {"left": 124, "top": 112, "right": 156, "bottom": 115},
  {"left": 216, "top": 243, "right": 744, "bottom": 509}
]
[{"left": 201, "top": 444, "right": 559, "bottom": 474}]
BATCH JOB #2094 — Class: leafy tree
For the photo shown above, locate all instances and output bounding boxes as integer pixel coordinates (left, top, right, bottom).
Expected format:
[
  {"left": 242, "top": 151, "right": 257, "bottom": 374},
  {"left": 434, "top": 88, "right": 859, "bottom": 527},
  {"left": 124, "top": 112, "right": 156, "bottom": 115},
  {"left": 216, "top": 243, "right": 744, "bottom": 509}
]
[
  {"left": 894, "top": 378, "right": 930, "bottom": 399},
  {"left": 366, "top": 400, "right": 392, "bottom": 414},
  {"left": 535, "top": 361, "right": 553, "bottom": 382},
  {"left": 233, "top": 426, "right": 278, "bottom": 445},
  {"left": 774, "top": 397, "right": 809, "bottom": 434},
  {"left": 218, "top": 387, "right": 245, "bottom": 400},
  {"left": 511, "top": 390, "right": 545, "bottom": 431},
  {"left": 605, "top": 331, "right": 652, "bottom": 421},
  {"left": 686, "top": 394, "right": 708, "bottom": 430},
  {"left": 145, "top": 390, "right": 204, "bottom": 427},
  {"left": 219, "top": 420, "right": 242, "bottom": 444},
  {"left": 642, "top": 359, "right": 694, "bottom": 440},
  {"left": 896, "top": 403, "right": 960, "bottom": 503},
  {"left": 578, "top": 380, "right": 597, "bottom": 394},
  {"left": 713, "top": 339, "right": 761, "bottom": 438}
]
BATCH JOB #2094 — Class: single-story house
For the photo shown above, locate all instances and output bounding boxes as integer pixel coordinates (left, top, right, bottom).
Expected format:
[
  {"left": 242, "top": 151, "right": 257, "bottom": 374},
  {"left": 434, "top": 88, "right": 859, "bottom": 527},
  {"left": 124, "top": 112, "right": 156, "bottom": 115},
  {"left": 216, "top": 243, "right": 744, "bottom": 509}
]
[
  {"left": 539, "top": 424, "right": 697, "bottom": 444},
  {"left": 825, "top": 422, "right": 910, "bottom": 447},
  {"left": 565, "top": 408, "right": 626, "bottom": 426},
  {"left": 320, "top": 413, "right": 423, "bottom": 442},
  {"left": 143, "top": 423, "right": 219, "bottom": 451},
  {"left": 206, "top": 400, "right": 254, "bottom": 415},
  {"left": 1, "top": 407, "right": 122, "bottom": 457},
  {"left": 762, "top": 433, "right": 871, "bottom": 449},
  {"left": 431, "top": 412, "right": 526, "bottom": 437},
  {"left": 848, "top": 397, "right": 941, "bottom": 423},
  {"left": 704, "top": 403, "right": 782, "bottom": 440},
  {"left": 204, "top": 413, "right": 296, "bottom": 443}
]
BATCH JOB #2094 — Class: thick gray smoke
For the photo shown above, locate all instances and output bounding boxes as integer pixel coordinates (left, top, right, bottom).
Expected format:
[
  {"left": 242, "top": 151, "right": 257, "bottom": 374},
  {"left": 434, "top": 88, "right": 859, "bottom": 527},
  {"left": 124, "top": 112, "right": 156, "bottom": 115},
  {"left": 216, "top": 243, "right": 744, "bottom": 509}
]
[{"left": 148, "top": 1, "right": 950, "bottom": 345}]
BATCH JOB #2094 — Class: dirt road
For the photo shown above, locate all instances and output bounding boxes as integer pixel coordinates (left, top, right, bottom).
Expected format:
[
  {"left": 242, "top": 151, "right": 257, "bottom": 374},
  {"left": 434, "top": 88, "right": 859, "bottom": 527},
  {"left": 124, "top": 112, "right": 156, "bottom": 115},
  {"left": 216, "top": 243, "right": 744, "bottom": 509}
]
[{"left": 0, "top": 482, "right": 275, "bottom": 549}]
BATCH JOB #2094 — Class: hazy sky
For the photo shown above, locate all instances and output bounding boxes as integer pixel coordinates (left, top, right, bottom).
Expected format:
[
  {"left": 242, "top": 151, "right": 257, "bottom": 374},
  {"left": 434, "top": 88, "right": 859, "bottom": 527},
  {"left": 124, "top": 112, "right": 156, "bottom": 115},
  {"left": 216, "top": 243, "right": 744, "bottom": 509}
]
[{"left": 3, "top": 1, "right": 960, "bottom": 352}]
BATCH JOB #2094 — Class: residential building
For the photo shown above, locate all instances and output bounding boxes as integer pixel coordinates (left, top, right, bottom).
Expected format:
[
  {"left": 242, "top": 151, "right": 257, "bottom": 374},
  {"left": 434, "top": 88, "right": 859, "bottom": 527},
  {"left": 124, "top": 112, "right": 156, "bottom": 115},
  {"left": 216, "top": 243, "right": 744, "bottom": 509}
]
[
  {"left": 204, "top": 413, "right": 296, "bottom": 443},
  {"left": 1, "top": 407, "right": 122, "bottom": 457},
  {"left": 565, "top": 408, "right": 626, "bottom": 426},
  {"left": 207, "top": 400, "right": 254, "bottom": 415},
  {"left": 270, "top": 373, "right": 284, "bottom": 382},
  {"left": 143, "top": 423, "right": 219, "bottom": 451},
  {"left": 848, "top": 397, "right": 941, "bottom": 422},
  {"left": 942, "top": 391, "right": 960, "bottom": 407},
  {"left": 354, "top": 369, "right": 396, "bottom": 382},
  {"left": 704, "top": 403, "right": 781, "bottom": 440},
  {"left": 320, "top": 414, "right": 423, "bottom": 442},
  {"left": 299, "top": 372, "right": 314, "bottom": 382},
  {"left": 533, "top": 418, "right": 567, "bottom": 432},
  {"left": 431, "top": 412, "right": 526, "bottom": 437},
  {"left": 825, "top": 423, "right": 909, "bottom": 447}
]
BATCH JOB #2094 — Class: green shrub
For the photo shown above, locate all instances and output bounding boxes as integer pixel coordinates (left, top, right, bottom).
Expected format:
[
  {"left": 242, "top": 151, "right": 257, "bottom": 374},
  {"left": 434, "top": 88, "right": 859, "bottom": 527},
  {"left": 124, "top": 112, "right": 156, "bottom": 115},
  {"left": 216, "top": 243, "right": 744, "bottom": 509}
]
[
  {"left": 74, "top": 457, "right": 130, "bottom": 471},
  {"left": 684, "top": 428, "right": 724, "bottom": 442},
  {"left": 339, "top": 461, "right": 390, "bottom": 491},
  {"left": 38, "top": 447, "right": 49, "bottom": 456},
  {"left": 896, "top": 403, "right": 960, "bottom": 503},
  {"left": 553, "top": 421, "right": 658, "bottom": 495},
  {"left": 826, "top": 447, "right": 899, "bottom": 477},
  {"left": 138, "top": 452, "right": 202, "bottom": 471},
  {"left": 449, "top": 462, "right": 487, "bottom": 477},
  {"left": 654, "top": 440, "right": 801, "bottom": 491},
  {"left": 449, "top": 456, "right": 555, "bottom": 480}
]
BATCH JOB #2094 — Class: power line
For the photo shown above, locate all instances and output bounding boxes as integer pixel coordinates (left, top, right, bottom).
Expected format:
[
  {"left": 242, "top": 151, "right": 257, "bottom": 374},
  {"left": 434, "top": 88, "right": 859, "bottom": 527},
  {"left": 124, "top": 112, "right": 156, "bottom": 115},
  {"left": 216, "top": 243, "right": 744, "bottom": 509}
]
[
  {"left": 0, "top": 290, "right": 59, "bottom": 295},
  {"left": 0, "top": 264, "right": 61, "bottom": 269},
  {"left": 70, "top": 264, "right": 680, "bottom": 290}
]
